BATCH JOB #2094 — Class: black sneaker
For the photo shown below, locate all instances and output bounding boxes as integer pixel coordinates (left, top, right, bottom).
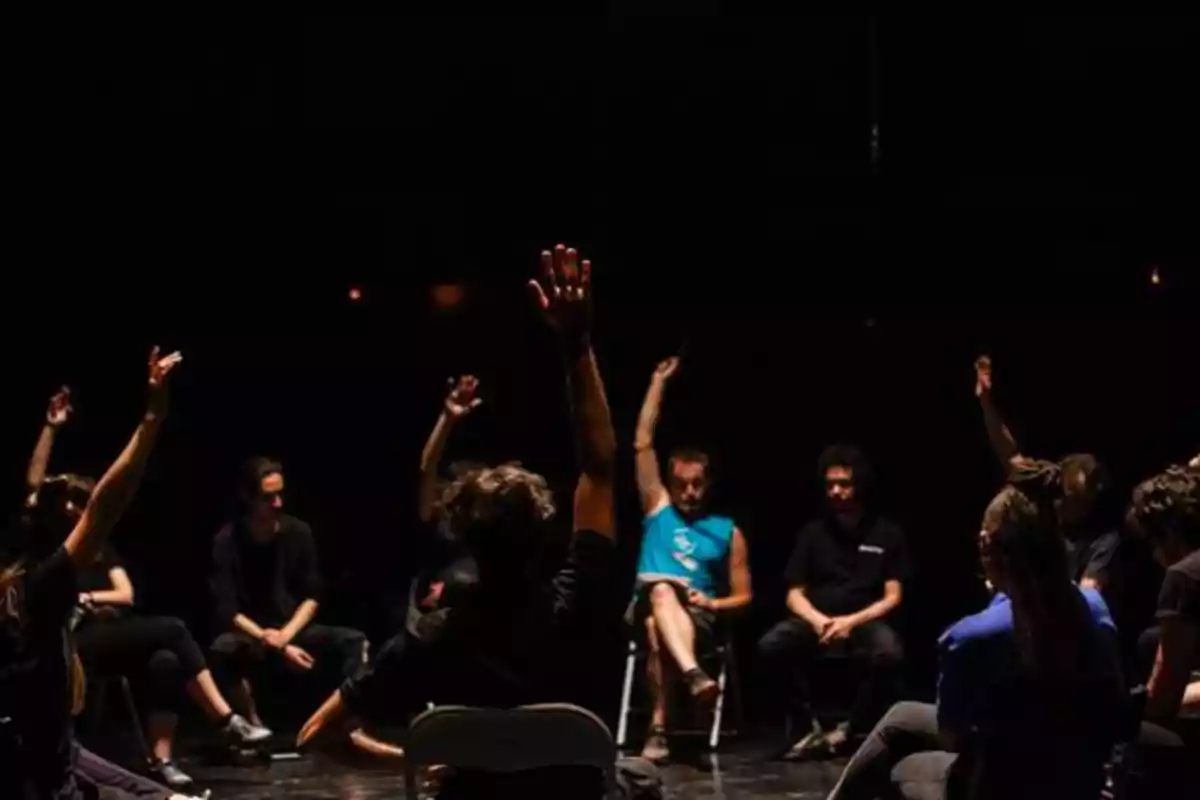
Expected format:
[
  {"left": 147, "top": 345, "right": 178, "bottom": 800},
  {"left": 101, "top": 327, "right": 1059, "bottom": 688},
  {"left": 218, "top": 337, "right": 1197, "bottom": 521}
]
[{"left": 152, "top": 758, "right": 195, "bottom": 788}]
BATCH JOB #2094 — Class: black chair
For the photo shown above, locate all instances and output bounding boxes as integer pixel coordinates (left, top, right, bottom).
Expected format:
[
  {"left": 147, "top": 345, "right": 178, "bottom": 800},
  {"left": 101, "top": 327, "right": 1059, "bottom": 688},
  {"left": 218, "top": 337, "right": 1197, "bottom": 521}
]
[{"left": 86, "top": 674, "right": 153, "bottom": 765}]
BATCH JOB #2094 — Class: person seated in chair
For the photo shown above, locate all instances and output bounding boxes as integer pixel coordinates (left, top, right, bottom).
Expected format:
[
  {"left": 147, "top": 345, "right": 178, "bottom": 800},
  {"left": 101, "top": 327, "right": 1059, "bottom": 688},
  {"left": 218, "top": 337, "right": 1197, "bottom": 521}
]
[
  {"left": 758, "top": 444, "right": 908, "bottom": 760},
  {"left": 630, "top": 356, "right": 752, "bottom": 763},
  {"left": 828, "top": 464, "right": 1127, "bottom": 800},
  {"left": 296, "top": 245, "right": 632, "bottom": 798},
  {"left": 1129, "top": 465, "right": 1200, "bottom": 744},
  {"left": 23, "top": 387, "right": 271, "bottom": 788},
  {"left": 208, "top": 457, "right": 368, "bottom": 734}
]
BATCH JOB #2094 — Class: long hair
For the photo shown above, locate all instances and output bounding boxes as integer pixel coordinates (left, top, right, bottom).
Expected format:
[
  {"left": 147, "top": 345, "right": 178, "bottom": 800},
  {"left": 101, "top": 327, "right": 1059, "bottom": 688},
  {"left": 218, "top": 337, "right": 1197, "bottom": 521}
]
[{"left": 985, "top": 461, "right": 1094, "bottom": 674}]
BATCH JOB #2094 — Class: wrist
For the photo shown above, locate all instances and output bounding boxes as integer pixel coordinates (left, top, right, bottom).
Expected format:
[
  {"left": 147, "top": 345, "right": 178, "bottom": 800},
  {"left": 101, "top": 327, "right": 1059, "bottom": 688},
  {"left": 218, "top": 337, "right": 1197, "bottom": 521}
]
[{"left": 561, "top": 333, "right": 591, "bottom": 358}]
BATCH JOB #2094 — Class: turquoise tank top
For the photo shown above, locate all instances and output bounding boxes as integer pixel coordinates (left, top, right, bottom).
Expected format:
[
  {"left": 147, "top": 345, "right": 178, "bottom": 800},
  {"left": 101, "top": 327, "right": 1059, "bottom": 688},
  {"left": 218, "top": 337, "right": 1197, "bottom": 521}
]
[{"left": 635, "top": 505, "right": 735, "bottom": 597}]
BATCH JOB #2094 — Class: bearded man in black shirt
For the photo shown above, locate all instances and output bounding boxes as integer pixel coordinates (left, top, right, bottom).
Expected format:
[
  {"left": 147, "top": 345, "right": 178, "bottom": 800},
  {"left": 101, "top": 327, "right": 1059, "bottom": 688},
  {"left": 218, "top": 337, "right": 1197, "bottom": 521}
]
[{"left": 758, "top": 444, "right": 909, "bottom": 760}]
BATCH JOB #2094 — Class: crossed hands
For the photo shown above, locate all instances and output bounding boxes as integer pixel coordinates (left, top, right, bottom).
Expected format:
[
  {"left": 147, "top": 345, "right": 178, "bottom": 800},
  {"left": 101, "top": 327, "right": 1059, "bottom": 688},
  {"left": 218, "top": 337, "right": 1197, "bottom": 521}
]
[
  {"left": 816, "top": 615, "right": 858, "bottom": 645},
  {"left": 263, "top": 629, "right": 315, "bottom": 670}
]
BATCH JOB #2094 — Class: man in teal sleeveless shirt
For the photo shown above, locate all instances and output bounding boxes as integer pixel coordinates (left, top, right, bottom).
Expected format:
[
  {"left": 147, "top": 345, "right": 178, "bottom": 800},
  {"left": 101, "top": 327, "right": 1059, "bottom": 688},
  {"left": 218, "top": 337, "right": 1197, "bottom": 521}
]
[{"left": 631, "top": 357, "right": 752, "bottom": 763}]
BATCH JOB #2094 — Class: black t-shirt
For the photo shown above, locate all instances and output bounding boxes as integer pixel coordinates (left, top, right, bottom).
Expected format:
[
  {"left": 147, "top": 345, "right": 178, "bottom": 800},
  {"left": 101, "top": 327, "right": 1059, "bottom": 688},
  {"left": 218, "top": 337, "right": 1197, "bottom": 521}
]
[
  {"left": 75, "top": 546, "right": 120, "bottom": 595},
  {"left": 211, "top": 514, "right": 324, "bottom": 629},
  {"left": 0, "top": 548, "right": 79, "bottom": 798},
  {"left": 1065, "top": 530, "right": 1120, "bottom": 586},
  {"left": 346, "top": 531, "right": 615, "bottom": 713},
  {"left": 344, "top": 530, "right": 616, "bottom": 797},
  {"left": 784, "top": 514, "right": 909, "bottom": 616},
  {"left": 1157, "top": 548, "right": 1200, "bottom": 628}
]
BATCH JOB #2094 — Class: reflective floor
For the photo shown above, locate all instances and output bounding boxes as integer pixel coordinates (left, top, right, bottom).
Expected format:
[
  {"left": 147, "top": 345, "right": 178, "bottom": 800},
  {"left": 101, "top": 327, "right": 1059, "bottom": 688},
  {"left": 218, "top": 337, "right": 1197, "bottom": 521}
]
[{"left": 162, "top": 746, "right": 847, "bottom": 799}]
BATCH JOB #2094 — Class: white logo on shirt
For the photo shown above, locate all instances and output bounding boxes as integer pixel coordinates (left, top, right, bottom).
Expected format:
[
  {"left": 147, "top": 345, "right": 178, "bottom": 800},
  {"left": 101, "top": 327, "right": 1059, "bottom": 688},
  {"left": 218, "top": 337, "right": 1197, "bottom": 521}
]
[{"left": 859, "top": 544, "right": 884, "bottom": 555}]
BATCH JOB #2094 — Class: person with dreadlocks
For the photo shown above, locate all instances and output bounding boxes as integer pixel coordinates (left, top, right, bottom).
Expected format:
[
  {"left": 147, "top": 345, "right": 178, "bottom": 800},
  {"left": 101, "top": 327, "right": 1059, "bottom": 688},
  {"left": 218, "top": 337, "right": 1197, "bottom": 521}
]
[
  {"left": 826, "top": 460, "right": 1126, "bottom": 800},
  {"left": 1, "top": 348, "right": 183, "bottom": 799}
]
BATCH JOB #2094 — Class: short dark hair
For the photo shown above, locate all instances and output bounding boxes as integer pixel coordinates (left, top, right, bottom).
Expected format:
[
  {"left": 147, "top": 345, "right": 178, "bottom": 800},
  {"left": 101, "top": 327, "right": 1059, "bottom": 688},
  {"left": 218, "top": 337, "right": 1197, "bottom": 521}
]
[
  {"left": 240, "top": 457, "right": 283, "bottom": 498},
  {"left": 817, "top": 443, "right": 873, "bottom": 490},
  {"left": 1131, "top": 466, "right": 1200, "bottom": 549},
  {"left": 668, "top": 448, "right": 711, "bottom": 471},
  {"left": 1060, "top": 452, "right": 1110, "bottom": 497},
  {"left": 439, "top": 462, "right": 557, "bottom": 575}
]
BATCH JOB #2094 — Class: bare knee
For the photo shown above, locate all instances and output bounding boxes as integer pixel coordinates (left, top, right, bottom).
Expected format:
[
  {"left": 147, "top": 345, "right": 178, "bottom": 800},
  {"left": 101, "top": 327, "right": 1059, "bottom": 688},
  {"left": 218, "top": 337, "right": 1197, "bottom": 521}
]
[{"left": 649, "top": 582, "right": 678, "bottom": 607}]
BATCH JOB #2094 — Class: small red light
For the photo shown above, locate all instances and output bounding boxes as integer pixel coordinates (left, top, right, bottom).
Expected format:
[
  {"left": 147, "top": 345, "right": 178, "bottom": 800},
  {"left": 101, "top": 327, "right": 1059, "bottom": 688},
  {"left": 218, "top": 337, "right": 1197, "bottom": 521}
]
[{"left": 349, "top": 287, "right": 362, "bottom": 301}]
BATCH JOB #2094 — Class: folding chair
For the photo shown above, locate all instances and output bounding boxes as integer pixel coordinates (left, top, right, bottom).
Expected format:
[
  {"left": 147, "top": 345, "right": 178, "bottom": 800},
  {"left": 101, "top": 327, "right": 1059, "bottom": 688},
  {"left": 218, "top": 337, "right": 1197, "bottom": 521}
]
[
  {"left": 87, "top": 674, "right": 153, "bottom": 765},
  {"left": 615, "top": 621, "right": 743, "bottom": 750},
  {"left": 403, "top": 703, "right": 617, "bottom": 799}
]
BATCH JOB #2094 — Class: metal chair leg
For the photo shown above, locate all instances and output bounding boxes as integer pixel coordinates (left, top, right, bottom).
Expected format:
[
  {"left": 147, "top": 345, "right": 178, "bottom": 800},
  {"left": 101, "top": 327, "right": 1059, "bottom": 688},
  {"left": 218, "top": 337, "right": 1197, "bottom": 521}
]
[
  {"left": 616, "top": 640, "right": 638, "bottom": 747},
  {"left": 117, "top": 677, "right": 154, "bottom": 765},
  {"left": 708, "top": 654, "right": 728, "bottom": 749}
]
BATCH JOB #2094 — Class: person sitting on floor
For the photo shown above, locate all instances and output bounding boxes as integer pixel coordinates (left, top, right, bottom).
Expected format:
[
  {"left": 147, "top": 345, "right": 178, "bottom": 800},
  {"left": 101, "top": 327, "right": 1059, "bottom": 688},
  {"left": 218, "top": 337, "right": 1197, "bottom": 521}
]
[
  {"left": 827, "top": 460, "right": 1127, "bottom": 800},
  {"left": 630, "top": 355, "right": 752, "bottom": 763}
]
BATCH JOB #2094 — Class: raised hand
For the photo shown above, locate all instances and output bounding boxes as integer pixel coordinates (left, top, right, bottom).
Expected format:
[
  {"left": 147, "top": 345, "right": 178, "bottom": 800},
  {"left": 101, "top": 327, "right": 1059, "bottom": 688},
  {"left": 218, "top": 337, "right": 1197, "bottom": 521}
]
[
  {"left": 528, "top": 243, "right": 592, "bottom": 342},
  {"left": 974, "top": 355, "right": 993, "bottom": 398},
  {"left": 47, "top": 386, "right": 73, "bottom": 427},
  {"left": 445, "top": 375, "right": 483, "bottom": 419},
  {"left": 146, "top": 347, "right": 183, "bottom": 419},
  {"left": 653, "top": 356, "right": 680, "bottom": 384}
]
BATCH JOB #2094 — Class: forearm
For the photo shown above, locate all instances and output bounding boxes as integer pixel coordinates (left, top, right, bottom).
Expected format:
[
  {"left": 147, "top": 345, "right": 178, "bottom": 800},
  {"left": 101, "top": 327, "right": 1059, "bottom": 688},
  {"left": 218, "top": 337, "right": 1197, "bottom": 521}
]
[
  {"left": 786, "top": 589, "right": 828, "bottom": 629},
  {"left": 710, "top": 591, "right": 752, "bottom": 612},
  {"left": 1146, "top": 645, "right": 1189, "bottom": 720},
  {"left": 978, "top": 393, "right": 1021, "bottom": 466},
  {"left": 66, "top": 414, "right": 163, "bottom": 561},
  {"left": 634, "top": 380, "right": 666, "bottom": 450},
  {"left": 847, "top": 595, "right": 901, "bottom": 627},
  {"left": 233, "top": 613, "right": 267, "bottom": 640},
  {"left": 26, "top": 424, "right": 57, "bottom": 492},
  {"left": 418, "top": 412, "right": 456, "bottom": 522},
  {"left": 1182, "top": 681, "right": 1200, "bottom": 714},
  {"left": 566, "top": 343, "right": 617, "bottom": 477},
  {"left": 84, "top": 589, "right": 133, "bottom": 606},
  {"left": 280, "top": 599, "right": 319, "bottom": 642}
]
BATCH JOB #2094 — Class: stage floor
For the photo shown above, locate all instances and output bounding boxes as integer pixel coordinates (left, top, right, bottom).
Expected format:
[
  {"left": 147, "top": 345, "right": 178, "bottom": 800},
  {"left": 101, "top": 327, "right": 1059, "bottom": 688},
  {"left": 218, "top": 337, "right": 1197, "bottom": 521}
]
[{"left": 175, "top": 746, "right": 846, "bottom": 799}]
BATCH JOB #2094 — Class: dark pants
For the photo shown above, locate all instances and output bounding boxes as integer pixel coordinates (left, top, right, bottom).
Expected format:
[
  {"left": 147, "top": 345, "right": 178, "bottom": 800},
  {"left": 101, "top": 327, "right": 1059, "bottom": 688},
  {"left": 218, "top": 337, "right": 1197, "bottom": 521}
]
[
  {"left": 75, "top": 616, "right": 208, "bottom": 714},
  {"left": 757, "top": 617, "right": 904, "bottom": 734},
  {"left": 828, "top": 701, "right": 954, "bottom": 800},
  {"left": 74, "top": 742, "right": 172, "bottom": 800},
  {"left": 211, "top": 624, "right": 367, "bottom": 690}
]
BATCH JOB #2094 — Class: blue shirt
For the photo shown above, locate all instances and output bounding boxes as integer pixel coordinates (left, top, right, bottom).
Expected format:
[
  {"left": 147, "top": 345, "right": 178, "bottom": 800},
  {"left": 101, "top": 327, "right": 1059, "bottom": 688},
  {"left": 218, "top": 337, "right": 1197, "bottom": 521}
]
[
  {"left": 635, "top": 505, "right": 735, "bottom": 598},
  {"left": 936, "top": 587, "right": 1122, "bottom": 737}
]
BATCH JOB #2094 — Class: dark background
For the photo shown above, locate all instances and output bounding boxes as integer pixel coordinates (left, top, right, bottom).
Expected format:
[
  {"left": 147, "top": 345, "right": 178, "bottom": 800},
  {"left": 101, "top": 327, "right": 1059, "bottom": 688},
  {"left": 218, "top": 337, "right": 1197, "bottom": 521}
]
[{"left": 4, "top": 13, "right": 1197, "bottom": 729}]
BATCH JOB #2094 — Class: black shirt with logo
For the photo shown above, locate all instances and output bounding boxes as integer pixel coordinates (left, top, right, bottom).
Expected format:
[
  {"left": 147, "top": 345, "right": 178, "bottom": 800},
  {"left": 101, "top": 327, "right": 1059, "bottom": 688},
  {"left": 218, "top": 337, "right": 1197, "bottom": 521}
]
[{"left": 784, "top": 514, "right": 910, "bottom": 616}]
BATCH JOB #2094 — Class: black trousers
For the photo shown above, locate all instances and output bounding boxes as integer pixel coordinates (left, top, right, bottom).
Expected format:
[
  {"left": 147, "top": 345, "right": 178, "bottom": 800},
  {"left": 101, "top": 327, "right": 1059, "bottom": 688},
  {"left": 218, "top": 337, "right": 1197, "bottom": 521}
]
[
  {"left": 757, "top": 617, "right": 904, "bottom": 735},
  {"left": 74, "top": 742, "right": 172, "bottom": 800},
  {"left": 828, "top": 701, "right": 955, "bottom": 800},
  {"left": 75, "top": 616, "right": 208, "bottom": 714},
  {"left": 210, "top": 624, "right": 367, "bottom": 689}
]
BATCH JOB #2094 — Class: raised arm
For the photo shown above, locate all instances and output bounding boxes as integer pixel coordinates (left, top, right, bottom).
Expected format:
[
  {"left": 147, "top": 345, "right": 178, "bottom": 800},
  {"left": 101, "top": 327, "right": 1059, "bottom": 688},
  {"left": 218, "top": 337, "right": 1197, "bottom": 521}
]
[
  {"left": 25, "top": 387, "right": 73, "bottom": 498},
  {"left": 417, "top": 376, "right": 482, "bottom": 523},
  {"left": 634, "top": 359, "right": 678, "bottom": 516},
  {"left": 529, "top": 244, "right": 617, "bottom": 539},
  {"left": 63, "top": 348, "right": 181, "bottom": 567},
  {"left": 974, "top": 355, "right": 1025, "bottom": 470}
]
